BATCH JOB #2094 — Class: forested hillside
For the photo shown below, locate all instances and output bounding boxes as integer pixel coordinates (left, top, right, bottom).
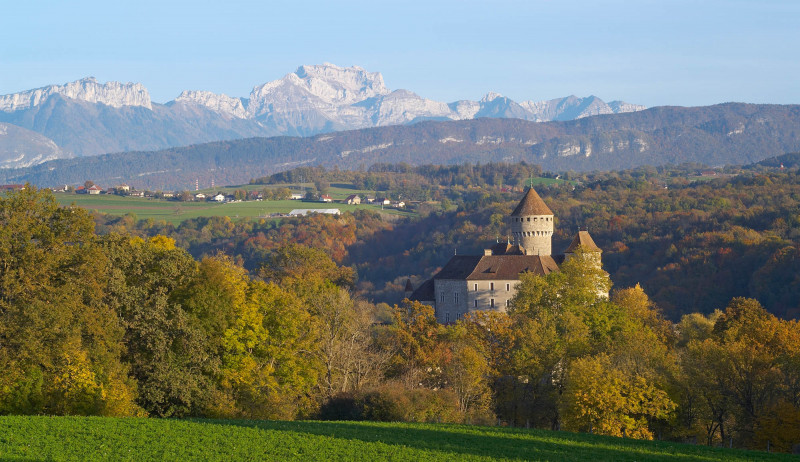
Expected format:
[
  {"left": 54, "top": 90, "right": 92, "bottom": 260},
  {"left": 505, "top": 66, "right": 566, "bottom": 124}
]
[
  {"left": 2, "top": 186, "right": 799, "bottom": 453},
  {"left": 1, "top": 103, "right": 799, "bottom": 190},
  {"left": 94, "top": 163, "right": 800, "bottom": 320}
]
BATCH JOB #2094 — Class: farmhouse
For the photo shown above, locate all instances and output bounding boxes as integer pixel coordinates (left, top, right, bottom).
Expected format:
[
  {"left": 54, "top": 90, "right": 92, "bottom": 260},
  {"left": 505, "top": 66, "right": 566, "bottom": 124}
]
[
  {"left": 320, "top": 194, "right": 333, "bottom": 203},
  {"left": 345, "top": 194, "right": 361, "bottom": 205},
  {"left": 87, "top": 185, "right": 103, "bottom": 195},
  {"left": 409, "top": 187, "right": 602, "bottom": 324}
]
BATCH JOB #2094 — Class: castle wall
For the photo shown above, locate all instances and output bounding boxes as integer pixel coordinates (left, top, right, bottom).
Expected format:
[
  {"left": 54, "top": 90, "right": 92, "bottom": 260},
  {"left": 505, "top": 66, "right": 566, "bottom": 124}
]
[
  {"left": 467, "top": 279, "right": 519, "bottom": 314},
  {"left": 433, "top": 279, "right": 469, "bottom": 324},
  {"left": 511, "top": 215, "right": 553, "bottom": 256}
]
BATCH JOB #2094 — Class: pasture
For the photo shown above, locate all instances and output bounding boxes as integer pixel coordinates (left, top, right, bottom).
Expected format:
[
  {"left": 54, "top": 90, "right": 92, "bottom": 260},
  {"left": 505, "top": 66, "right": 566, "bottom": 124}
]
[
  {"left": 0, "top": 416, "right": 790, "bottom": 461},
  {"left": 54, "top": 192, "right": 409, "bottom": 225}
]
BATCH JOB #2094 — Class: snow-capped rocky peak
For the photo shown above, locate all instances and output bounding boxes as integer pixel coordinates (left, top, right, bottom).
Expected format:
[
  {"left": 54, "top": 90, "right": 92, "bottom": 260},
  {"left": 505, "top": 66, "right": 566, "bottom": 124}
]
[
  {"left": 174, "top": 90, "right": 247, "bottom": 118},
  {"left": 0, "top": 77, "right": 152, "bottom": 112},
  {"left": 481, "top": 91, "right": 504, "bottom": 103},
  {"left": 608, "top": 101, "right": 647, "bottom": 113},
  {"left": 246, "top": 63, "right": 393, "bottom": 121},
  {"left": 293, "top": 63, "right": 390, "bottom": 104}
]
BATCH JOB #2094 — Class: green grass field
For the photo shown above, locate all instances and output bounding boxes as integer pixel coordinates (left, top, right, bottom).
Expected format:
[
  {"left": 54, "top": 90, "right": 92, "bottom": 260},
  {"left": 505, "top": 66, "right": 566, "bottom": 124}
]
[
  {"left": 51, "top": 177, "right": 567, "bottom": 225},
  {"left": 54, "top": 193, "right": 411, "bottom": 225},
  {"left": 0, "top": 417, "right": 789, "bottom": 461}
]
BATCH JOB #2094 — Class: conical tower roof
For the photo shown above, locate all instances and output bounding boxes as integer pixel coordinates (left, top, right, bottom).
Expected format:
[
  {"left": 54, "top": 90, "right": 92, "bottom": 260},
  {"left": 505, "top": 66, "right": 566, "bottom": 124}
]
[
  {"left": 565, "top": 230, "right": 601, "bottom": 253},
  {"left": 511, "top": 187, "right": 553, "bottom": 216}
]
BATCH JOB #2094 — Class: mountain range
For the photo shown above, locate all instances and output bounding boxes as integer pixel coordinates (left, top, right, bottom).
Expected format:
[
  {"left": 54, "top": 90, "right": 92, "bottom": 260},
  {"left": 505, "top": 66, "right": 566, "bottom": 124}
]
[
  {"left": 2, "top": 102, "right": 798, "bottom": 191},
  {"left": 0, "top": 64, "right": 644, "bottom": 167}
]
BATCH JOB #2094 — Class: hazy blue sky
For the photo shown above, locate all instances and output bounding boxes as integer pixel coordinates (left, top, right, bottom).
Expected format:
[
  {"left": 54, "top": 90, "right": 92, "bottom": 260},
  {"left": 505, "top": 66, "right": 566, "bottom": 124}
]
[{"left": 2, "top": 0, "right": 798, "bottom": 107}]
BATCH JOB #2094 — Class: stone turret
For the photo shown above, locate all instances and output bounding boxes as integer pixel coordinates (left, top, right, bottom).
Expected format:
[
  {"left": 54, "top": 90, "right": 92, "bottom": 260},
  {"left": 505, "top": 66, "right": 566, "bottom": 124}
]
[
  {"left": 564, "top": 230, "right": 602, "bottom": 266},
  {"left": 510, "top": 187, "right": 553, "bottom": 256}
]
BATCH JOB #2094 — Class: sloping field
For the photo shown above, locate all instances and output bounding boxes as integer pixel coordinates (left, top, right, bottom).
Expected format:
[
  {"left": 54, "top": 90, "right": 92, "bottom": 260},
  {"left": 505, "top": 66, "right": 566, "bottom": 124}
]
[
  {"left": 0, "top": 417, "right": 790, "bottom": 461},
  {"left": 53, "top": 193, "right": 409, "bottom": 225}
]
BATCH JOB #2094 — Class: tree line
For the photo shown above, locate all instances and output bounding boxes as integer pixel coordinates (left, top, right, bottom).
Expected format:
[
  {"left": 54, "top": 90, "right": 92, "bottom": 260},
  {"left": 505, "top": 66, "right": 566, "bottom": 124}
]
[
  {"left": 98, "top": 164, "right": 800, "bottom": 319},
  {"left": 1, "top": 186, "right": 799, "bottom": 452}
]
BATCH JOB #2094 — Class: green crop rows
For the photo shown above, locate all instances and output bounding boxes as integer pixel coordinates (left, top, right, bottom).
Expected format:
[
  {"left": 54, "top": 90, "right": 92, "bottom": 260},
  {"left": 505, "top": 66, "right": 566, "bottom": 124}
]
[{"left": 0, "top": 417, "right": 790, "bottom": 461}]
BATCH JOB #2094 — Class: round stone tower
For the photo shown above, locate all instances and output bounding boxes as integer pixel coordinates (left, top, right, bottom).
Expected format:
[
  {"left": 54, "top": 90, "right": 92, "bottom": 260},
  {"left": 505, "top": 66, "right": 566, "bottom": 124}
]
[{"left": 510, "top": 187, "right": 553, "bottom": 256}]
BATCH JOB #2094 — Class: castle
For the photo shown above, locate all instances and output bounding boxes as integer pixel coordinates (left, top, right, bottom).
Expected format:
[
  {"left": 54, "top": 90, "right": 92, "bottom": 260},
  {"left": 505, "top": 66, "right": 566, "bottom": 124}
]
[{"left": 408, "top": 187, "right": 601, "bottom": 323}]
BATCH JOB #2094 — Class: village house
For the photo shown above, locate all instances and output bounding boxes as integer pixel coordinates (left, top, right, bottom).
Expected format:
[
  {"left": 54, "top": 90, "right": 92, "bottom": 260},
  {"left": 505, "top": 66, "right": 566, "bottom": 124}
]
[
  {"left": 87, "top": 185, "right": 103, "bottom": 195},
  {"left": 344, "top": 194, "right": 361, "bottom": 205},
  {"left": 212, "top": 193, "right": 226, "bottom": 202},
  {"left": 194, "top": 193, "right": 206, "bottom": 201},
  {"left": 409, "top": 187, "right": 603, "bottom": 324},
  {"left": 320, "top": 194, "right": 333, "bottom": 203}
]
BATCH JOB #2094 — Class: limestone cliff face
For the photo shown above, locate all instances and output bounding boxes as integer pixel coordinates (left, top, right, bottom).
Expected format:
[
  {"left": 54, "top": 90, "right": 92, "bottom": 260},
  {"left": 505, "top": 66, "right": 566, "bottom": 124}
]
[
  {"left": 174, "top": 90, "right": 247, "bottom": 119},
  {"left": 0, "top": 77, "right": 151, "bottom": 112},
  {"left": 519, "top": 95, "right": 646, "bottom": 122},
  {"left": 0, "top": 123, "right": 68, "bottom": 168}
]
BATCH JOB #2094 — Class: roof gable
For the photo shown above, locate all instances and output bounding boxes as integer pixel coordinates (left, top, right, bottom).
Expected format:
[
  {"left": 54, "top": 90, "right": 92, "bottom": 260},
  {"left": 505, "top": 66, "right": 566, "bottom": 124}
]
[
  {"left": 565, "top": 230, "right": 601, "bottom": 253},
  {"left": 409, "top": 279, "right": 435, "bottom": 301}
]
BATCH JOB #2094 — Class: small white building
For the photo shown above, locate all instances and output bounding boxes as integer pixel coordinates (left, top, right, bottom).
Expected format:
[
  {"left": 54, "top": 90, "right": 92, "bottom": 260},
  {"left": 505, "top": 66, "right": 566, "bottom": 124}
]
[
  {"left": 290, "top": 193, "right": 304, "bottom": 200},
  {"left": 194, "top": 193, "right": 206, "bottom": 200},
  {"left": 212, "top": 193, "right": 226, "bottom": 202},
  {"left": 288, "top": 209, "right": 341, "bottom": 217}
]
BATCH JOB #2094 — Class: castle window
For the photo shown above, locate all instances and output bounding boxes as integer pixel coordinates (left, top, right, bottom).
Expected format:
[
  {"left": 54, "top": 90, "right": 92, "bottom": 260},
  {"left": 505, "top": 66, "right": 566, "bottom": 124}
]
[
  {"left": 527, "top": 217, "right": 530, "bottom": 222},
  {"left": 445, "top": 312, "right": 450, "bottom": 323},
  {"left": 454, "top": 292, "right": 459, "bottom": 304},
  {"left": 534, "top": 217, "right": 537, "bottom": 222},
  {"left": 474, "top": 283, "right": 478, "bottom": 291},
  {"left": 506, "top": 283, "right": 510, "bottom": 291},
  {"left": 474, "top": 300, "right": 478, "bottom": 308},
  {"left": 440, "top": 292, "right": 445, "bottom": 303},
  {"left": 490, "top": 282, "right": 494, "bottom": 291},
  {"left": 490, "top": 299, "right": 495, "bottom": 308},
  {"left": 506, "top": 300, "right": 510, "bottom": 307}
]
